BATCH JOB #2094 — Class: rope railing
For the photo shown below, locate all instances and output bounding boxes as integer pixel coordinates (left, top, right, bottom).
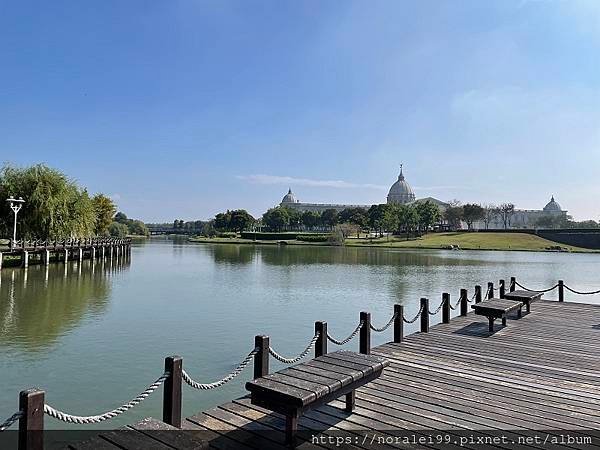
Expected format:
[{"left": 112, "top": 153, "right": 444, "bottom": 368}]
[
  {"left": 514, "top": 281, "right": 558, "bottom": 293},
  {"left": 43, "top": 371, "right": 169, "bottom": 424},
  {"left": 403, "top": 304, "right": 424, "bottom": 324},
  {"left": 563, "top": 285, "right": 600, "bottom": 295},
  {"left": 182, "top": 348, "right": 258, "bottom": 390},
  {"left": 448, "top": 294, "right": 463, "bottom": 310},
  {"left": 427, "top": 300, "right": 444, "bottom": 316},
  {"left": 327, "top": 321, "right": 364, "bottom": 345},
  {"left": 269, "top": 332, "right": 320, "bottom": 364},
  {"left": 0, "top": 411, "right": 23, "bottom": 431},
  {"left": 370, "top": 313, "right": 397, "bottom": 332}
]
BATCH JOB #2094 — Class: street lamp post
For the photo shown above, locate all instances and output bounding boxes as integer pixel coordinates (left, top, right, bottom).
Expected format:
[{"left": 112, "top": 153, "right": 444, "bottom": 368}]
[{"left": 6, "top": 196, "right": 25, "bottom": 249}]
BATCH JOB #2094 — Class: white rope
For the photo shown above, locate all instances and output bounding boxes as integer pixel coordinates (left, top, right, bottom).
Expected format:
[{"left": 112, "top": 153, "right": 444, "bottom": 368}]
[
  {"left": 327, "top": 321, "right": 364, "bottom": 345},
  {"left": 44, "top": 372, "right": 169, "bottom": 424},
  {"left": 182, "top": 348, "right": 257, "bottom": 390},
  {"left": 428, "top": 301, "right": 444, "bottom": 315},
  {"left": 564, "top": 285, "right": 600, "bottom": 295},
  {"left": 269, "top": 333, "right": 320, "bottom": 364},
  {"left": 370, "top": 313, "right": 397, "bottom": 332},
  {"left": 0, "top": 411, "right": 23, "bottom": 431},
  {"left": 403, "top": 304, "right": 424, "bottom": 324}
]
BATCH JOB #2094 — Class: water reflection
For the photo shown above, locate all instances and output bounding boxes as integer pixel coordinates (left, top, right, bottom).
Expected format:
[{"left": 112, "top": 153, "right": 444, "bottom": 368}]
[
  {"left": 0, "top": 256, "right": 130, "bottom": 352},
  {"left": 204, "top": 243, "right": 487, "bottom": 268}
]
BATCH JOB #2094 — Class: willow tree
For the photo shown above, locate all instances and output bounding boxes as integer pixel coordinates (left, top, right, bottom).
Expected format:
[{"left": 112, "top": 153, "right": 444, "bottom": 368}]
[
  {"left": 92, "top": 194, "right": 116, "bottom": 235},
  {"left": 0, "top": 164, "right": 97, "bottom": 239}
]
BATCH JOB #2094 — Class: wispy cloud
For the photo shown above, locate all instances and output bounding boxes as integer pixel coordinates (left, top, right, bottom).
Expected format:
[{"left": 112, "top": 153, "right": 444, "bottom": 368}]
[{"left": 237, "top": 174, "right": 387, "bottom": 190}]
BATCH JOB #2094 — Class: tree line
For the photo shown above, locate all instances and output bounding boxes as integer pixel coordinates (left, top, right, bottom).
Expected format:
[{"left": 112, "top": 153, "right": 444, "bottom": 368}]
[{"left": 0, "top": 164, "right": 147, "bottom": 239}]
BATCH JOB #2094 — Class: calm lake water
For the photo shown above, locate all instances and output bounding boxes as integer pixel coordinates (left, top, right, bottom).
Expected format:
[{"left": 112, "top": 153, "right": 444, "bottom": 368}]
[{"left": 1, "top": 237, "right": 600, "bottom": 429}]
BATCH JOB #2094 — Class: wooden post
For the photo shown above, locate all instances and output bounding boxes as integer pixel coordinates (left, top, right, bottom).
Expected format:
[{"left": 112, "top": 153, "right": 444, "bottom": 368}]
[
  {"left": 510, "top": 276, "right": 516, "bottom": 292},
  {"left": 359, "top": 312, "right": 371, "bottom": 355},
  {"left": 314, "top": 321, "right": 327, "bottom": 357},
  {"left": 487, "top": 282, "right": 494, "bottom": 299},
  {"left": 442, "top": 293, "right": 450, "bottom": 324},
  {"left": 475, "top": 285, "right": 482, "bottom": 303},
  {"left": 163, "top": 356, "right": 182, "bottom": 428},
  {"left": 19, "top": 388, "right": 44, "bottom": 450},
  {"left": 460, "top": 289, "right": 468, "bottom": 317},
  {"left": 558, "top": 280, "right": 564, "bottom": 302},
  {"left": 22, "top": 251, "right": 29, "bottom": 268},
  {"left": 499, "top": 279, "right": 505, "bottom": 299},
  {"left": 254, "top": 335, "right": 269, "bottom": 379},
  {"left": 420, "top": 298, "right": 429, "bottom": 333},
  {"left": 393, "top": 304, "right": 403, "bottom": 343}
]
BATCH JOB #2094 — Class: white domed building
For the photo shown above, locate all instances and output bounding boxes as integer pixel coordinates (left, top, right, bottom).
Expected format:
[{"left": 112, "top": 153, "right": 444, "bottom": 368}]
[
  {"left": 473, "top": 196, "right": 568, "bottom": 230},
  {"left": 277, "top": 167, "right": 567, "bottom": 230},
  {"left": 386, "top": 166, "right": 416, "bottom": 205}
]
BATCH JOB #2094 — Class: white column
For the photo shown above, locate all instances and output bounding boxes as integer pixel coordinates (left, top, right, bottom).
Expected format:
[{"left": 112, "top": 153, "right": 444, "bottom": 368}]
[
  {"left": 91, "top": 247, "right": 96, "bottom": 260},
  {"left": 64, "top": 249, "right": 69, "bottom": 264},
  {"left": 22, "top": 251, "right": 29, "bottom": 268},
  {"left": 78, "top": 248, "right": 83, "bottom": 262},
  {"left": 0, "top": 252, "right": 3, "bottom": 270},
  {"left": 43, "top": 250, "right": 50, "bottom": 266}
]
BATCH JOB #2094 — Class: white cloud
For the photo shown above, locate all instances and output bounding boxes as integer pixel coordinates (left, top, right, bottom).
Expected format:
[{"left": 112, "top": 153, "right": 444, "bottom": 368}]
[
  {"left": 236, "top": 174, "right": 387, "bottom": 190},
  {"left": 108, "top": 193, "right": 122, "bottom": 201}
]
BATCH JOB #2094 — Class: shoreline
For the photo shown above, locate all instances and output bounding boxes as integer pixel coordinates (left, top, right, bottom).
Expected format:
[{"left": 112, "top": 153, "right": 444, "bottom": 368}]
[{"left": 186, "top": 236, "right": 599, "bottom": 254}]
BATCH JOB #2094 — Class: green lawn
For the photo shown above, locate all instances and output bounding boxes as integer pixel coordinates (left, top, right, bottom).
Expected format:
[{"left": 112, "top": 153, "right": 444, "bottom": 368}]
[{"left": 347, "top": 232, "right": 593, "bottom": 252}]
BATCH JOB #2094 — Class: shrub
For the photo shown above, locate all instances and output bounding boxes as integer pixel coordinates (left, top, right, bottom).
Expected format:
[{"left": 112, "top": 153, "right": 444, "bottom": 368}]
[
  {"left": 296, "top": 233, "right": 330, "bottom": 242},
  {"left": 216, "top": 231, "right": 237, "bottom": 238},
  {"left": 240, "top": 232, "right": 298, "bottom": 240}
]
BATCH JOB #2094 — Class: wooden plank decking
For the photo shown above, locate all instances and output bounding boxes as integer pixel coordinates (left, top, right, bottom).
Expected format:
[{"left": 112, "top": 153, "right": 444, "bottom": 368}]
[{"left": 69, "top": 300, "right": 600, "bottom": 449}]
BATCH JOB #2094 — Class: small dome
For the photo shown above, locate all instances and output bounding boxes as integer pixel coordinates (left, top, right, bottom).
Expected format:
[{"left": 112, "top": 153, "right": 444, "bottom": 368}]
[
  {"left": 543, "top": 196, "right": 562, "bottom": 212},
  {"left": 281, "top": 188, "right": 297, "bottom": 204},
  {"left": 387, "top": 166, "right": 416, "bottom": 205}
]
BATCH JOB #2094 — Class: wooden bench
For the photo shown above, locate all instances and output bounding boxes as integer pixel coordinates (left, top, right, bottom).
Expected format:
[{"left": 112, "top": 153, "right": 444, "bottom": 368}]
[
  {"left": 245, "top": 350, "right": 389, "bottom": 446},
  {"left": 504, "top": 289, "right": 542, "bottom": 313},
  {"left": 471, "top": 298, "right": 524, "bottom": 332}
]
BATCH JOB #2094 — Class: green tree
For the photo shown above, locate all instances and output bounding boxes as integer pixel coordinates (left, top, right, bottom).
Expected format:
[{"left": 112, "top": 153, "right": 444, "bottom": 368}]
[
  {"left": 115, "top": 212, "right": 128, "bottom": 224},
  {"left": 262, "top": 207, "right": 289, "bottom": 231},
  {"left": 415, "top": 201, "right": 441, "bottom": 233},
  {"left": 229, "top": 209, "right": 255, "bottom": 232},
  {"left": 462, "top": 203, "right": 485, "bottom": 230},
  {"left": 214, "top": 211, "right": 232, "bottom": 230},
  {"left": 368, "top": 204, "right": 387, "bottom": 237},
  {"left": 321, "top": 209, "right": 339, "bottom": 229},
  {"left": 382, "top": 204, "right": 399, "bottom": 237},
  {"left": 0, "top": 164, "right": 96, "bottom": 239},
  {"left": 92, "top": 194, "right": 116, "bottom": 235},
  {"left": 397, "top": 204, "right": 419, "bottom": 238},
  {"left": 444, "top": 201, "right": 464, "bottom": 231},
  {"left": 108, "top": 221, "right": 129, "bottom": 237},
  {"left": 283, "top": 207, "right": 301, "bottom": 230},
  {"left": 127, "top": 220, "right": 149, "bottom": 236},
  {"left": 301, "top": 211, "right": 320, "bottom": 230}
]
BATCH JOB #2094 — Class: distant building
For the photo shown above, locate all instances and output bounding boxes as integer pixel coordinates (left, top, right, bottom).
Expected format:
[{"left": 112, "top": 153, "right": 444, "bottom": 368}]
[
  {"left": 279, "top": 166, "right": 440, "bottom": 213},
  {"left": 277, "top": 167, "right": 567, "bottom": 229},
  {"left": 474, "top": 196, "right": 568, "bottom": 230},
  {"left": 280, "top": 188, "right": 370, "bottom": 213}
]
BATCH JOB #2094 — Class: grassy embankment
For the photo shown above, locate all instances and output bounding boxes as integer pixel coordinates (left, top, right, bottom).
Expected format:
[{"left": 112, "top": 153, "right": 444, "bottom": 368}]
[{"left": 189, "top": 232, "right": 596, "bottom": 253}]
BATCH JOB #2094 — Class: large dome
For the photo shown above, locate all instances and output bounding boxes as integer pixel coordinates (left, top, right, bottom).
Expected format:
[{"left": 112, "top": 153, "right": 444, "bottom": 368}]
[
  {"left": 543, "top": 196, "right": 562, "bottom": 212},
  {"left": 387, "top": 166, "right": 416, "bottom": 205},
  {"left": 281, "top": 188, "right": 297, "bottom": 204}
]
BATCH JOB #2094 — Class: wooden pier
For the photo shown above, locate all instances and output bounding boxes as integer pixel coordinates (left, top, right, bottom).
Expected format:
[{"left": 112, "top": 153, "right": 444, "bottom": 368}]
[
  {"left": 63, "top": 298, "right": 600, "bottom": 450},
  {"left": 4, "top": 278, "right": 600, "bottom": 449},
  {"left": 0, "top": 238, "right": 132, "bottom": 269}
]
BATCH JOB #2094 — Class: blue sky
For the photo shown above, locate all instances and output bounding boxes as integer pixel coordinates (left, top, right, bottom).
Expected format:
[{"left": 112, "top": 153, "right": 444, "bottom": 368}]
[{"left": 1, "top": 0, "right": 598, "bottom": 221}]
